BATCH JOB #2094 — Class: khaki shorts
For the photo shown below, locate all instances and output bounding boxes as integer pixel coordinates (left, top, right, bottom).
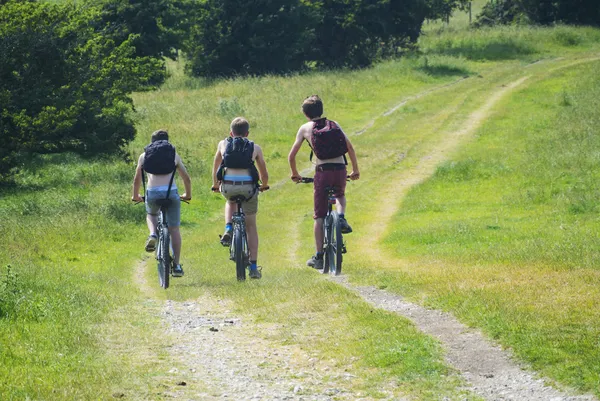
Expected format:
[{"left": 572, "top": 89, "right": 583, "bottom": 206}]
[{"left": 221, "top": 182, "right": 258, "bottom": 215}]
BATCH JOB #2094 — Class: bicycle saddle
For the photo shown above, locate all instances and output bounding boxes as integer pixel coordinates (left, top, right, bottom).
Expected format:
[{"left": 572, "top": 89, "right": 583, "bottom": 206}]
[{"left": 229, "top": 195, "right": 248, "bottom": 203}]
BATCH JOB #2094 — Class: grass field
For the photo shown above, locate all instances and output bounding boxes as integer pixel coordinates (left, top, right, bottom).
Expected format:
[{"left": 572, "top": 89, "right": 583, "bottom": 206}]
[{"left": 1, "top": 11, "right": 600, "bottom": 400}]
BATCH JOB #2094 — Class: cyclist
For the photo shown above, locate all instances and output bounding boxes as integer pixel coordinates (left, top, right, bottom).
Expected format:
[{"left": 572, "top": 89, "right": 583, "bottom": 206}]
[
  {"left": 288, "top": 95, "right": 360, "bottom": 269},
  {"left": 132, "top": 129, "right": 192, "bottom": 277},
  {"left": 212, "top": 117, "right": 269, "bottom": 279}
]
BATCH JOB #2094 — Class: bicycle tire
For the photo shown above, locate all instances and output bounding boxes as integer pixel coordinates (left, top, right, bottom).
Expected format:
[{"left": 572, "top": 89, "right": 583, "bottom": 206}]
[
  {"left": 233, "top": 224, "right": 246, "bottom": 281},
  {"left": 329, "top": 212, "right": 343, "bottom": 276},
  {"left": 157, "top": 224, "right": 170, "bottom": 289},
  {"left": 323, "top": 215, "right": 333, "bottom": 274}
]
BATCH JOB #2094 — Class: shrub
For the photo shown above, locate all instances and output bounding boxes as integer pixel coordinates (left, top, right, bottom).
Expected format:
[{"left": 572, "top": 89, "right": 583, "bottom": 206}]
[{"left": 0, "top": 1, "right": 166, "bottom": 181}]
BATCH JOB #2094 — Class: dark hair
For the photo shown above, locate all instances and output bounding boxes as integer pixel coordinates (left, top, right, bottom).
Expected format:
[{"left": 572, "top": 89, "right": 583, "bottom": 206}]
[
  {"left": 302, "top": 95, "right": 323, "bottom": 119},
  {"left": 230, "top": 117, "right": 250, "bottom": 136},
  {"left": 151, "top": 129, "right": 169, "bottom": 142}
]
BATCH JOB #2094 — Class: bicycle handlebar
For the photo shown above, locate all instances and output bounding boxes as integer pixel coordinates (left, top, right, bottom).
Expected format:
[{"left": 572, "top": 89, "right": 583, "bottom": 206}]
[
  {"left": 296, "top": 176, "right": 351, "bottom": 184},
  {"left": 132, "top": 196, "right": 190, "bottom": 204},
  {"left": 211, "top": 185, "right": 270, "bottom": 192}
]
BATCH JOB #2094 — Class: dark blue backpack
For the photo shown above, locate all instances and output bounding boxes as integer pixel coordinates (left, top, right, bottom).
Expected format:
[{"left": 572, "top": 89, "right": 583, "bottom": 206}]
[{"left": 143, "top": 140, "right": 176, "bottom": 175}]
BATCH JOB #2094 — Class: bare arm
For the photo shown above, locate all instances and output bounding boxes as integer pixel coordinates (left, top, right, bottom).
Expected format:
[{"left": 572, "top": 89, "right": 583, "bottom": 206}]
[
  {"left": 345, "top": 135, "right": 360, "bottom": 180},
  {"left": 175, "top": 154, "right": 192, "bottom": 200},
  {"left": 288, "top": 128, "right": 305, "bottom": 181},
  {"left": 254, "top": 145, "right": 269, "bottom": 188},
  {"left": 131, "top": 153, "right": 144, "bottom": 202},
  {"left": 212, "top": 141, "right": 224, "bottom": 190}
]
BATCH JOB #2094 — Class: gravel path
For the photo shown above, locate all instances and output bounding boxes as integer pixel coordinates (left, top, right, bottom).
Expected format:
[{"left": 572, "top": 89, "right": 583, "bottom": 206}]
[
  {"left": 158, "top": 297, "right": 401, "bottom": 400},
  {"left": 334, "top": 277, "right": 597, "bottom": 401}
]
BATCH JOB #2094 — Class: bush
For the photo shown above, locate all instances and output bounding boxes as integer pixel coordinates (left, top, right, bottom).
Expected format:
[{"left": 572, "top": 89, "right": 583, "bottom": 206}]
[
  {"left": 183, "top": 0, "right": 314, "bottom": 77},
  {"left": 182, "top": 0, "right": 435, "bottom": 76},
  {"left": 0, "top": 1, "right": 166, "bottom": 181},
  {"left": 475, "top": 0, "right": 600, "bottom": 27}
]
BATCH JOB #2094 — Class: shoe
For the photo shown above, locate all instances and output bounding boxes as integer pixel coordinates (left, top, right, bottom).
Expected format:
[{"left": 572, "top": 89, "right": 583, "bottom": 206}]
[
  {"left": 306, "top": 255, "right": 324, "bottom": 270},
  {"left": 145, "top": 234, "right": 157, "bottom": 252},
  {"left": 220, "top": 228, "right": 232, "bottom": 247},
  {"left": 249, "top": 267, "right": 262, "bottom": 279},
  {"left": 339, "top": 217, "right": 353, "bottom": 234},
  {"left": 172, "top": 264, "right": 184, "bottom": 277}
]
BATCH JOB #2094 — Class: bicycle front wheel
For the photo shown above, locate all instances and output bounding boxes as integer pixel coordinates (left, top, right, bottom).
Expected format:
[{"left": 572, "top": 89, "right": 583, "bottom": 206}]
[
  {"left": 325, "top": 212, "right": 343, "bottom": 276},
  {"left": 157, "top": 224, "right": 171, "bottom": 289},
  {"left": 233, "top": 224, "right": 247, "bottom": 281}
]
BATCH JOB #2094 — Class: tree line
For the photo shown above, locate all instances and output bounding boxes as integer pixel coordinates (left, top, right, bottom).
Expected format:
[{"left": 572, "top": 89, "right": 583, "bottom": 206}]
[{"left": 1, "top": 0, "right": 598, "bottom": 181}]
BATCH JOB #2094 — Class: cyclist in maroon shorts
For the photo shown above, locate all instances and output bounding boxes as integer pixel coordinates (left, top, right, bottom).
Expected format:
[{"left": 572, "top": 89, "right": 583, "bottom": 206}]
[{"left": 288, "top": 95, "right": 360, "bottom": 269}]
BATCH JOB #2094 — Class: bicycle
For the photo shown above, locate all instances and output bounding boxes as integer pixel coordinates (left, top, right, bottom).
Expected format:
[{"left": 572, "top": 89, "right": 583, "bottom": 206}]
[
  {"left": 298, "top": 177, "right": 347, "bottom": 276},
  {"left": 134, "top": 197, "right": 188, "bottom": 289},
  {"left": 154, "top": 198, "right": 173, "bottom": 289},
  {"left": 214, "top": 186, "right": 269, "bottom": 281}
]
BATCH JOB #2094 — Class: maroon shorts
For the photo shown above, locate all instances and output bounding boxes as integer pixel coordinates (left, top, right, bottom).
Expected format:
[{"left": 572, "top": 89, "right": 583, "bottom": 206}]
[{"left": 313, "top": 164, "right": 347, "bottom": 219}]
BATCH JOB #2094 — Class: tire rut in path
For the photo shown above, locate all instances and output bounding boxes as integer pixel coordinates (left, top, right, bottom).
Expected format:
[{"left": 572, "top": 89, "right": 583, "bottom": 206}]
[
  {"left": 340, "top": 74, "right": 598, "bottom": 401},
  {"left": 134, "top": 252, "right": 398, "bottom": 400}
]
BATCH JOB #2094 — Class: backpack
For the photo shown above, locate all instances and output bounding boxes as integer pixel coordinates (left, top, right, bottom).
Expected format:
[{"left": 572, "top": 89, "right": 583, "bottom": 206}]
[
  {"left": 309, "top": 118, "right": 348, "bottom": 161},
  {"left": 217, "top": 137, "right": 260, "bottom": 182},
  {"left": 143, "top": 140, "right": 176, "bottom": 175}
]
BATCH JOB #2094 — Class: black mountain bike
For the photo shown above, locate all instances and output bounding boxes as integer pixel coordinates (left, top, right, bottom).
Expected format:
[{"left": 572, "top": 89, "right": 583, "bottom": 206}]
[
  {"left": 229, "top": 195, "right": 250, "bottom": 281},
  {"left": 135, "top": 197, "right": 187, "bottom": 289},
  {"left": 154, "top": 199, "right": 173, "bottom": 289},
  {"left": 299, "top": 177, "right": 347, "bottom": 276},
  {"left": 219, "top": 187, "right": 269, "bottom": 281}
]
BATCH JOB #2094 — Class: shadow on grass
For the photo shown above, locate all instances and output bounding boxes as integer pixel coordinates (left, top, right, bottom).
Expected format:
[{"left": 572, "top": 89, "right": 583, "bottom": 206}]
[
  {"left": 418, "top": 64, "right": 471, "bottom": 77},
  {"left": 428, "top": 40, "right": 536, "bottom": 61}
]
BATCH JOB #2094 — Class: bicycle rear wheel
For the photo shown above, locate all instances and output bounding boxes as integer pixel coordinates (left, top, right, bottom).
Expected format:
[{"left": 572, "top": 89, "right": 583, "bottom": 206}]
[
  {"left": 324, "top": 212, "right": 343, "bottom": 276},
  {"left": 233, "top": 224, "right": 247, "bottom": 281},
  {"left": 157, "top": 224, "right": 171, "bottom": 289}
]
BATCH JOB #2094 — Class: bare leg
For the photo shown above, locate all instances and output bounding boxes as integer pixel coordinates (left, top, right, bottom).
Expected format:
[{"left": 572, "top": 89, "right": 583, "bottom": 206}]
[
  {"left": 335, "top": 196, "right": 346, "bottom": 214},
  {"left": 314, "top": 218, "right": 324, "bottom": 253},
  {"left": 169, "top": 226, "right": 181, "bottom": 265},
  {"left": 245, "top": 213, "right": 258, "bottom": 261},
  {"left": 147, "top": 214, "right": 158, "bottom": 235},
  {"left": 225, "top": 201, "right": 236, "bottom": 224}
]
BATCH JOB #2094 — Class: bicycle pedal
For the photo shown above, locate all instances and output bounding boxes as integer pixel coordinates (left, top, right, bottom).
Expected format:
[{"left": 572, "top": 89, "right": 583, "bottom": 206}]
[{"left": 342, "top": 244, "right": 347, "bottom": 254}]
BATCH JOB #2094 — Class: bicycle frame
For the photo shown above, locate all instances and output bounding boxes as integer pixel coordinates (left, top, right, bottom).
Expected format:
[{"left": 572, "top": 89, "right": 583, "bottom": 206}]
[
  {"left": 230, "top": 196, "right": 250, "bottom": 281},
  {"left": 298, "top": 177, "right": 347, "bottom": 275}
]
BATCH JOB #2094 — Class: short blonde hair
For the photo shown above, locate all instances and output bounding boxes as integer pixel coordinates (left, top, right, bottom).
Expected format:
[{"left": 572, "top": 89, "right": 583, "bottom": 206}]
[{"left": 230, "top": 117, "right": 249, "bottom": 136}]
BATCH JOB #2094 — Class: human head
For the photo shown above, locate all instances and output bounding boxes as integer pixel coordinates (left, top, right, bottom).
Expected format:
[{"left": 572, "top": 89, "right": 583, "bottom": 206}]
[
  {"left": 230, "top": 117, "right": 250, "bottom": 137},
  {"left": 151, "top": 129, "right": 169, "bottom": 142},
  {"left": 302, "top": 95, "right": 323, "bottom": 120}
]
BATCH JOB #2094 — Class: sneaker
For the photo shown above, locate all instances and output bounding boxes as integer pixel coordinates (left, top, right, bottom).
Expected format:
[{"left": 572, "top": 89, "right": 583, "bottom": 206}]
[
  {"left": 249, "top": 267, "right": 262, "bottom": 279},
  {"left": 339, "top": 217, "right": 353, "bottom": 234},
  {"left": 145, "top": 234, "right": 157, "bottom": 252},
  {"left": 172, "top": 264, "right": 184, "bottom": 277},
  {"left": 220, "top": 228, "right": 232, "bottom": 247},
  {"left": 306, "top": 255, "right": 324, "bottom": 270}
]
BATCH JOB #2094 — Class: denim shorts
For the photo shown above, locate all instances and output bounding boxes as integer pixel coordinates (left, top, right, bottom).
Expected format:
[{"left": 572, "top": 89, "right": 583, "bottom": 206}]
[{"left": 145, "top": 188, "right": 181, "bottom": 227}]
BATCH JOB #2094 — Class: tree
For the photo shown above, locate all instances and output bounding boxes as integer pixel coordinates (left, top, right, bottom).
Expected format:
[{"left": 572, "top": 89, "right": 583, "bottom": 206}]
[
  {"left": 183, "top": 0, "right": 314, "bottom": 77},
  {"left": 0, "top": 1, "right": 165, "bottom": 179},
  {"left": 475, "top": 0, "right": 600, "bottom": 26},
  {"left": 426, "top": 0, "right": 470, "bottom": 23}
]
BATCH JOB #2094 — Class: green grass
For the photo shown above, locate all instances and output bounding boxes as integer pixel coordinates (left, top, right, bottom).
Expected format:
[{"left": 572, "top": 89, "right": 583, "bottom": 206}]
[
  {"left": 378, "top": 56, "right": 600, "bottom": 394},
  {"left": 2, "top": 20, "right": 600, "bottom": 400}
]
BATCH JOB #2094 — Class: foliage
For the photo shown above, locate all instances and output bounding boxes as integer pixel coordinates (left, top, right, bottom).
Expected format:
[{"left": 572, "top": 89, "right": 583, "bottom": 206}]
[
  {"left": 426, "top": 0, "right": 471, "bottom": 22},
  {"left": 0, "top": 1, "right": 166, "bottom": 180},
  {"left": 90, "top": 0, "right": 193, "bottom": 63},
  {"left": 182, "top": 0, "right": 444, "bottom": 76},
  {"left": 182, "top": 0, "right": 314, "bottom": 77},
  {"left": 475, "top": 0, "right": 600, "bottom": 26}
]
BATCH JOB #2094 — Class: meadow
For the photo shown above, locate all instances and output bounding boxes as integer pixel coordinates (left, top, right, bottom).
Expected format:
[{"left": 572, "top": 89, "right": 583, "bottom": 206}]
[{"left": 2, "top": 9, "right": 600, "bottom": 400}]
